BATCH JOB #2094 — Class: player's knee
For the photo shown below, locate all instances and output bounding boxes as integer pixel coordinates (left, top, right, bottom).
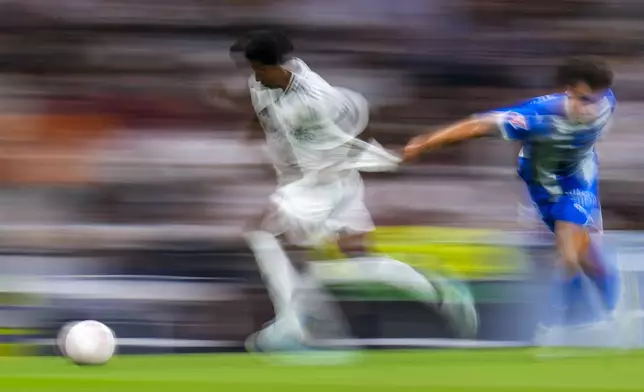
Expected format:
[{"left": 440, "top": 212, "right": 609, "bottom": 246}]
[
  {"left": 555, "top": 221, "right": 590, "bottom": 276},
  {"left": 337, "top": 233, "right": 368, "bottom": 257}
]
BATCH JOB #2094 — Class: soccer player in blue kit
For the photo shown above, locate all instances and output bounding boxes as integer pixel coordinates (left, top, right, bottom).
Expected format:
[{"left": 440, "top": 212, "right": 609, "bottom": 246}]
[{"left": 404, "top": 57, "right": 620, "bottom": 341}]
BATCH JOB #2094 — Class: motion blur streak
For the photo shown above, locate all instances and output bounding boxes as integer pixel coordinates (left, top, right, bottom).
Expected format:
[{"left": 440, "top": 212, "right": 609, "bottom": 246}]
[{"left": 0, "top": 1, "right": 644, "bottom": 390}]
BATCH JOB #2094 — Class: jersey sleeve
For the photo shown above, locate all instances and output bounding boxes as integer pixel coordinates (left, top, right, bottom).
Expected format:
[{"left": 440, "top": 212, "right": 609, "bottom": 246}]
[{"left": 482, "top": 100, "right": 554, "bottom": 141}]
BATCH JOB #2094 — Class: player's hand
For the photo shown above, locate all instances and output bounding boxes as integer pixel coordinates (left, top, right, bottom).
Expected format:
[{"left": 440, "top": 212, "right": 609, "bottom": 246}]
[{"left": 403, "top": 135, "right": 429, "bottom": 163}]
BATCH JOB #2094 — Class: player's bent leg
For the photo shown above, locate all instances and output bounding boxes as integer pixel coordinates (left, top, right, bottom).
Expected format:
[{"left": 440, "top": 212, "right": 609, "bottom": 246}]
[
  {"left": 244, "top": 230, "right": 301, "bottom": 317},
  {"left": 554, "top": 221, "right": 589, "bottom": 278},
  {"left": 551, "top": 185, "right": 621, "bottom": 312},
  {"left": 535, "top": 190, "right": 623, "bottom": 352},
  {"left": 244, "top": 228, "right": 354, "bottom": 355},
  {"left": 332, "top": 207, "right": 478, "bottom": 338},
  {"left": 584, "top": 235, "right": 621, "bottom": 313},
  {"left": 536, "top": 201, "right": 624, "bottom": 352},
  {"left": 554, "top": 221, "right": 620, "bottom": 317},
  {"left": 308, "top": 254, "right": 478, "bottom": 339},
  {"left": 336, "top": 231, "right": 369, "bottom": 257},
  {"left": 243, "top": 241, "right": 352, "bottom": 356},
  {"left": 553, "top": 221, "right": 615, "bottom": 325}
]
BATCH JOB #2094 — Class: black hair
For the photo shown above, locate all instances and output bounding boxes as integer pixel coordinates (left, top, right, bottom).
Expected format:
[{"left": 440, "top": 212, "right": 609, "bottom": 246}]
[
  {"left": 229, "top": 37, "right": 246, "bottom": 54},
  {"left": 556, "top": 56, "right": 613, "bottom": 90},
  {"left": 244, "top": 30, "right": 292, "bottom": 65},
  {"left": 230, "top": 30, "right": 293, "bottom": 57},
  {"left": 272, "top": 30, "right": 294, "bottom": 54}
]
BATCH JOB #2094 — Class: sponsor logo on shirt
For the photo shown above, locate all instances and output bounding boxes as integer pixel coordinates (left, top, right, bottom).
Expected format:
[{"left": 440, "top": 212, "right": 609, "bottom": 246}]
[
  {"left": 507, "top": 112, "right": 528, "bottom": 130},
  {"left": 258, "top": 108, "right": 279, "bottom": 134},
  {"left": 567, "top": 189, "right": 597, "bottom": 208}
]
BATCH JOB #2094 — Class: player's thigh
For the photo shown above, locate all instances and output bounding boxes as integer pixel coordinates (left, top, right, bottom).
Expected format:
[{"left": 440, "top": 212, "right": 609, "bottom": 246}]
[
  {"left": 550, "top": 190, "right": 602, "bottom": 233},
  {"left": 551, "top": 190, "right": 602, "bottom": 270},
  {"left": 336, "top": 231, "right": 369, "bottom": 256},
  {"left": 267, "top": 187, "right": 336, "bottom": 247},
  {"left": 554, "top": 220, "right": 590, "bottom": 272},
  {"left": 332, "top": 204, "right": 372, "bottom": 256},
  {"left": 531, "top": 185, "right": 601, "bottom": 233},
  {"left": 330, "top": 186, "right": 375, "bottom": 236}
]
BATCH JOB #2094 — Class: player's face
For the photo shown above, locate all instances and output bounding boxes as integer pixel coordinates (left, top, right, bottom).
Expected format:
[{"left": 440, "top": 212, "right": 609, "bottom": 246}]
[
  {"left": 249, "top": 61, "right": 281, "bottom": 88},
  {"left": 565, "top": 82, "right": 604, "bottom": 122}
]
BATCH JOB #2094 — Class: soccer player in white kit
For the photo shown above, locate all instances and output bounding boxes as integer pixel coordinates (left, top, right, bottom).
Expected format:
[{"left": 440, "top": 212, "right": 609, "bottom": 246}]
[{"left": 233, "top": 31, "right": 477, "bottom": 354}]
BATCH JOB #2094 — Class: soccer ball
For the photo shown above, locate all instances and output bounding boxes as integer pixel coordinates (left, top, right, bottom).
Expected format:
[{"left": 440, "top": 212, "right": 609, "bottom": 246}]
[{"left": 57, "top": 320, "right": 116, "bottom": 365}]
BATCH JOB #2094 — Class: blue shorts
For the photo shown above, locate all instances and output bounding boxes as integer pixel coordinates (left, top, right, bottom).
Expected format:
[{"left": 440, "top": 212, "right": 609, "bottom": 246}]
[{"left": 521, "top": 167, "right": 602, "bottom": 233}]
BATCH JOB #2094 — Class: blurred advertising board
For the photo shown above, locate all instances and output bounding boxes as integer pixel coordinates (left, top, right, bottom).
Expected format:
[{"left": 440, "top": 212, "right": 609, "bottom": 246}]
[
  {"left": 314, "top": 225, "right": 529, "bottom": 294},
  {"left": 3, "top": 226, "right": 643, "bottom": 354},
  {"left": 311, "top": 226, "right": 534, "bottom": 343}
]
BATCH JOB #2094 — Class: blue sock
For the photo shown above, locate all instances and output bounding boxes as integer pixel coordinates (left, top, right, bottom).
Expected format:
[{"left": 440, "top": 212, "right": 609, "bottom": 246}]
[
  {"left": 544, "top": 271, "right": 583, "bottom": 327},
  {"left": 584, "top": 241, "right": 620, "bottom": 312}
]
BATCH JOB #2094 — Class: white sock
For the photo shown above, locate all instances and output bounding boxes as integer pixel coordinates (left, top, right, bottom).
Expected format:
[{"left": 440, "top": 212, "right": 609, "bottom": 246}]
[
  {"left": 366, "top": 257, "right": 439, "bottom": 299},
  {"left": 244, "top": 231, "right": 349, "bottom": 342},
  {"left": 309, "top": 256, "right": 438, "bottom": 301},
  {"left": 244, "top": 231, "right": 300, "bottom": 317}
]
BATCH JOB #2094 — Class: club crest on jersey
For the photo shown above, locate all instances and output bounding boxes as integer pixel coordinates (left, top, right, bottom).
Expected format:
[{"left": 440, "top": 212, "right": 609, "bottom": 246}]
[
  {"left": 292, "top": 127, "right": 315, "bottom": 142},
  {"left": 258, "top": 109, "right": 278, "bottom": 133},
  {"left": 507, "top": 112, "right": 528, "bottom": 130}
]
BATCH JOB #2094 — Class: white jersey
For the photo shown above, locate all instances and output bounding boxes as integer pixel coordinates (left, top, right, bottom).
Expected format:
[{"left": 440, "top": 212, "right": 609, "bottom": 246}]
[
  {"left": 248, "top": 58, "right": 374, "bottom": 183},
  {"left": 249, "top": 58, "right": 398, "bottom": 246},
  {"left": 248, "top": 58, "right": 301, "bottom": 185}
]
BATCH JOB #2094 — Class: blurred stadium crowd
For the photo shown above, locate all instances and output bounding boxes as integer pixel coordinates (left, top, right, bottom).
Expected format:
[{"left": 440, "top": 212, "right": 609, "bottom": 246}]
[
  {"left": 0, "top": 0, "right": 643, "bottom": 351},
  {"left": 1, "top": 0, "right": 644, "bottom": 248}
]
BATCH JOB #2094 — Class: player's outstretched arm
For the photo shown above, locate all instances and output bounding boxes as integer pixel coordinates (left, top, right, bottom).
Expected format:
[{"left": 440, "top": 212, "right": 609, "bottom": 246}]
[
  {"left": 203, "top": 82, "right": 252, "bottom": 113},
  {"left": 403, "top": 115, "right": 498, "bottom": 162},
  {"left": 202, "top": 82, "right": 262, "bottom": 140}
]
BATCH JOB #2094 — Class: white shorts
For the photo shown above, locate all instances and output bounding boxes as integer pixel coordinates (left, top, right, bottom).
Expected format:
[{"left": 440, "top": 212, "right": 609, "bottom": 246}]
[{"left": 262, "top": 170, "right": 374, "bottom": 247}]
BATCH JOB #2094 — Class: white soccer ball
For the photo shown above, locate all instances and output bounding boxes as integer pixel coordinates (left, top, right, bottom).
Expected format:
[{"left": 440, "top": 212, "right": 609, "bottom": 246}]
[{"left": 58, "top": 320, "right": 116, "bottom": 365}]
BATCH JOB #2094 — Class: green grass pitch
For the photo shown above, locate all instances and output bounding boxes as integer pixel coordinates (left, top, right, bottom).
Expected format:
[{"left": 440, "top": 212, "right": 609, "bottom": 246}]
[{"left": 1, "top": 349, "right": 643, "bottom": 392}]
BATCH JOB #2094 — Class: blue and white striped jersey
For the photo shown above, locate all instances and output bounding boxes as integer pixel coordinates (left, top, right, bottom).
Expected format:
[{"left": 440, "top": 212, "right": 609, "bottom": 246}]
[{"left": 489, "top": 90, "right": 616, "bottom": 196}]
